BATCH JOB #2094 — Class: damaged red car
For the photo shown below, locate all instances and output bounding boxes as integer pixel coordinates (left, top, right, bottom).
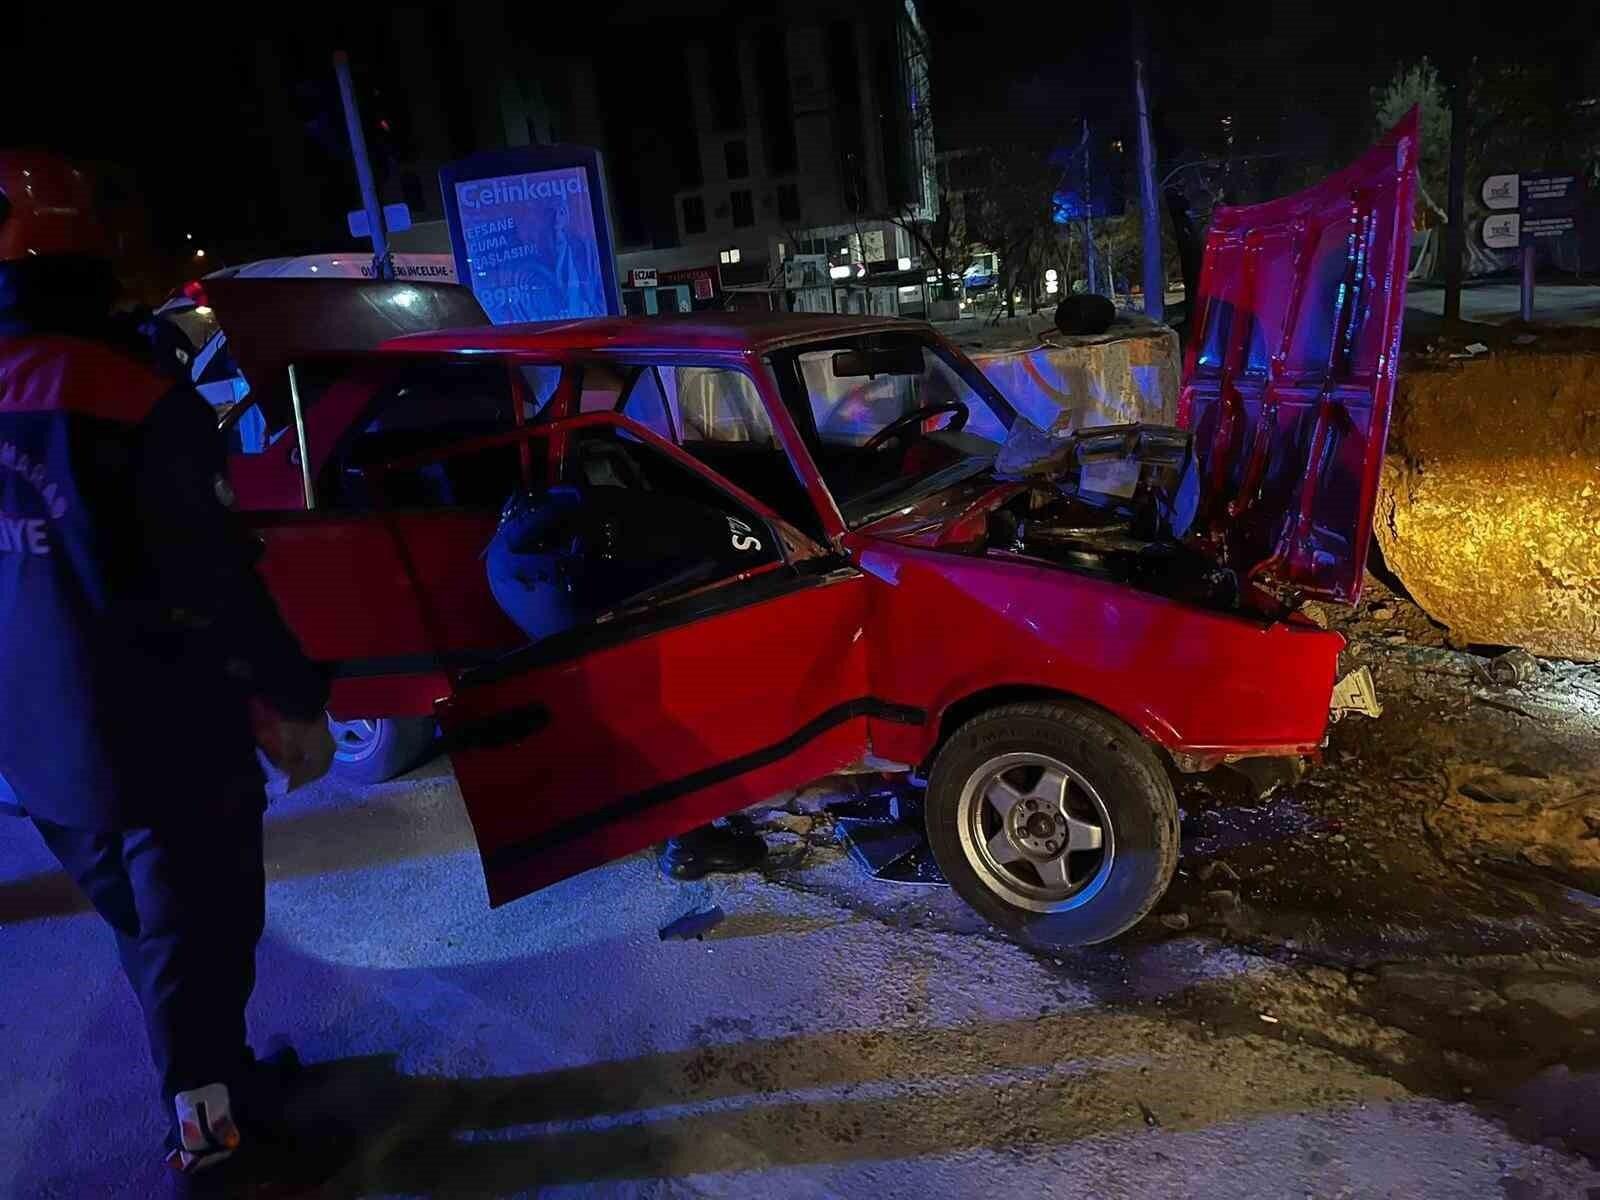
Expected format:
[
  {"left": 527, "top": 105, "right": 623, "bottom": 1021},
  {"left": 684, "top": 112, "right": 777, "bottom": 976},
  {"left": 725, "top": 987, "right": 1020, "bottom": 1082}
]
[{"left": 227, "top": 118, "right": 1415, "bottom": 944}]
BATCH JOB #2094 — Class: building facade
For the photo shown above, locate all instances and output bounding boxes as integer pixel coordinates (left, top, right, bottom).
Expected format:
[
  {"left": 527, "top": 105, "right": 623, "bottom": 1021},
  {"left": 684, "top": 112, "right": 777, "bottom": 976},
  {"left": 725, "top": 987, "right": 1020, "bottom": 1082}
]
[{"left": 236, "top": 1, "right": 936, "bottom": 315}]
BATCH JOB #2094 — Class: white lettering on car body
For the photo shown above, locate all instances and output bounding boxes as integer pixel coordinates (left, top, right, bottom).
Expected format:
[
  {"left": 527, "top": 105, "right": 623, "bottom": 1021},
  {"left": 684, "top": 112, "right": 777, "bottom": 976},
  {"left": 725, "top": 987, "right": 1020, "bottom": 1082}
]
[{"left": 725, "top": 515, "right": 762, "bottom": 553}]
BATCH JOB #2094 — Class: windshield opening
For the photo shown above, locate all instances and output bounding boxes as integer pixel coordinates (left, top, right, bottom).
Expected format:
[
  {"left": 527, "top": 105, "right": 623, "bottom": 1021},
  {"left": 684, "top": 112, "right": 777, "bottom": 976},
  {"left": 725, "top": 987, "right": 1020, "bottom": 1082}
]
[{"left": 769, "top": 334, "right": 1012, "bottom": 528}]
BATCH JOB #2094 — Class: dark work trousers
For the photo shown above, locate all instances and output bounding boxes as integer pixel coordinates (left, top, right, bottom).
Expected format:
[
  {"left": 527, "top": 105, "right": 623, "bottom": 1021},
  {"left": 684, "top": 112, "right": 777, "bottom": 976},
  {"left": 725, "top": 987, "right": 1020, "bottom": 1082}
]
[{"left": 31, "top": 785, "right": 267, "bottom": 1138}]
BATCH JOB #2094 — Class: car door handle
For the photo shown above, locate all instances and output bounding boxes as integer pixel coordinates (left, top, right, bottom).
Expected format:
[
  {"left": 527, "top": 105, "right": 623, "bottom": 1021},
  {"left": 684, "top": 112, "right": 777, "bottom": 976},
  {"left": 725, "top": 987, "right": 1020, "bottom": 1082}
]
[{"left": 447, "top": 702, "right": 551, "bottom": 752}]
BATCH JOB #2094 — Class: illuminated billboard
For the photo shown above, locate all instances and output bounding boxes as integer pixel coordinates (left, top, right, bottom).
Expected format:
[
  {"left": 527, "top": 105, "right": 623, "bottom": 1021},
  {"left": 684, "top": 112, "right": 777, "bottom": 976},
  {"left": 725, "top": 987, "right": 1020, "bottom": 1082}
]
[{"left": 439, "top": 145, "right": 622, "bottom": 325}]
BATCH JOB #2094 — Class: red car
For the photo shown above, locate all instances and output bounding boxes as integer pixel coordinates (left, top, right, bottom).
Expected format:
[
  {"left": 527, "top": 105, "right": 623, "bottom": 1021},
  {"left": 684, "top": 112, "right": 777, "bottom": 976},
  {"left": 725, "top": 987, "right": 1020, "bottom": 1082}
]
[{"left": 221, "top": 119, "right": 1415, "bottom": 944}]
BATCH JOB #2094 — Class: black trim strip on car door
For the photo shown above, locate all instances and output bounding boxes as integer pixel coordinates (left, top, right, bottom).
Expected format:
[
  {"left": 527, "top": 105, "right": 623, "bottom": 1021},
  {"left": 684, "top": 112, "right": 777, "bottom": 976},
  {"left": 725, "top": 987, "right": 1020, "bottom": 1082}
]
[
  {"left": 320, "top": 649, "right": 512, "bottom": 678},
  {"left": 481, "top": 696, "right": 925, "bottom": 874}
]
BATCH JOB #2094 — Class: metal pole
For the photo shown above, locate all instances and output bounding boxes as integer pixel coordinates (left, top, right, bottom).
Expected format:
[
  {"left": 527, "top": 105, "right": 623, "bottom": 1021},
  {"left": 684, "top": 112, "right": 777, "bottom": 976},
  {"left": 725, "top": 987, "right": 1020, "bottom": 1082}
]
[
  {"left": 1520, "top": 244, "right": 1535, "bottom": 322},
  {"left": 333, "top": 50, "right": 392, "bottom": 280},
  {"left": 1084, "top": 219, "right": 1098, "bottom": 295},
  {"left": 287, "top": 364, "right": 316, "bottom": 510},
  {"left": 1442, "top": 65, "right": 1468, "bottom": 323},
  {"left": 1132, "top": 5, "right": 1164, "bottom": 321}
]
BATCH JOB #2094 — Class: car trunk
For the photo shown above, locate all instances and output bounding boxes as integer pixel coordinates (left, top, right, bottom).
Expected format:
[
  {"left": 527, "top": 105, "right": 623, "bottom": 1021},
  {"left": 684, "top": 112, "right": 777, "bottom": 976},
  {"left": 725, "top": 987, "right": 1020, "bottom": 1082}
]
[{"left": 200, "top": 277, "right": 489, "bottom": 435}]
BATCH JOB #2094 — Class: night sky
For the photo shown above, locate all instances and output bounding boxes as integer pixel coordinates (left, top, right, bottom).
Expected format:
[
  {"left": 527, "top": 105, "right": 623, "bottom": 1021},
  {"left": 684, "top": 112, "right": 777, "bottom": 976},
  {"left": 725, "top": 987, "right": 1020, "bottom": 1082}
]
[{"left": 7, "top": 2, "right": 1591, "bottom": 273}]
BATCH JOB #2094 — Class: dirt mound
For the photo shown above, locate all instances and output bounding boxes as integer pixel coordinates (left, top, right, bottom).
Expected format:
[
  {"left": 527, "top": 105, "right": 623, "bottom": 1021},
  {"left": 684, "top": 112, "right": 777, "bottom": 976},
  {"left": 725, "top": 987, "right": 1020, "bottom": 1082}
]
[
  {"left": 1377, "top": 350, "right": 1600, "bottom": 659},
  {"left": 1432, "top": 763, "right": 1600, "bottom": 892}
]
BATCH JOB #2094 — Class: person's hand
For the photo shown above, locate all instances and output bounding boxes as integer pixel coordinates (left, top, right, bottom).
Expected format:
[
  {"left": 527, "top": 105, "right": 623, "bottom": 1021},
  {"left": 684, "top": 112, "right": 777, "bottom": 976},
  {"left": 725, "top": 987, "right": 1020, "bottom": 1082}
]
[{"left": 249, "top": 701, "right": 335, "bottom": 791}]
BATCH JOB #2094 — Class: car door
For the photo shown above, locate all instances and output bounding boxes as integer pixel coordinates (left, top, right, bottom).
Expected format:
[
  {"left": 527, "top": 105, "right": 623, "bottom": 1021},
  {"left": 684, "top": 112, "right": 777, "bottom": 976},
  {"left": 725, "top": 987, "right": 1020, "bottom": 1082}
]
[
  {"left": 432, "top": 413, "right": 881, "bottom": 905},
  {"left": 246, "top": 355, "right": 544, "bottom": 717}
]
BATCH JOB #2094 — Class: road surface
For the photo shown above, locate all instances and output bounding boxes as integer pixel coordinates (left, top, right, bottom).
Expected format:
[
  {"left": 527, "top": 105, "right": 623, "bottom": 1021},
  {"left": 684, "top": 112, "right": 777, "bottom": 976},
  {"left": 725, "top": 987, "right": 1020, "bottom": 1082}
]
[
  {"left": 1405, "top": 281, "right": 1600, "bottom": 328},
  {"left": 4, "top": 618, "right": 1600, "bottom": 1197}
]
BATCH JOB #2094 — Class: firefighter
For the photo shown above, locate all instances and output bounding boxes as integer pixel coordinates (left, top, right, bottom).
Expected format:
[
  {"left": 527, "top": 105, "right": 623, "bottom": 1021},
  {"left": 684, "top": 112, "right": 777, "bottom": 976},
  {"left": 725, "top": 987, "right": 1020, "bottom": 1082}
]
[{"left": 0, "top": 152, "right": 334, "bottom": 1191}]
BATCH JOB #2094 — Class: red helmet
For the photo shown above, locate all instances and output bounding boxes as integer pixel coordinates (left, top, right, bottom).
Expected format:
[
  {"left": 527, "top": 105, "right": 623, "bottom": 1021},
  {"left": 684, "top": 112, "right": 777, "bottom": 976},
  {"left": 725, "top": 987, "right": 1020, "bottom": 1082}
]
[{"left": 0, "top": 152, "right": 111, "bottom": 263}]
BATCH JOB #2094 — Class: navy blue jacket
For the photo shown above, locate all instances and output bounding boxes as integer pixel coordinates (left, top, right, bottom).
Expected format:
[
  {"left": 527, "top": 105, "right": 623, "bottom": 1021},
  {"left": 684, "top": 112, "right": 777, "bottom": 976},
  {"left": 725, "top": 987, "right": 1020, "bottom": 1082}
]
[{"left": 0, "top": 263, "right": 327, "bottom": 830}]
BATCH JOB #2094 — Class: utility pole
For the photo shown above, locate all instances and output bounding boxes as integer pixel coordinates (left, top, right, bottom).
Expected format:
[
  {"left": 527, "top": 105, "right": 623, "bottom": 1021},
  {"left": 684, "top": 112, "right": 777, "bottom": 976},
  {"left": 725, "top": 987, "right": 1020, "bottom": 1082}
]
[
  {"left": 1131, "top": 4, "right": 1164, "bottom": 321},
  {"left": 1084, "top": 220, "right": 1099, "bottom": 295},
  {"left": 1080, "top": 121, "right": 1100, "bottom": 296},
  {"left": 1442, "top": 56, "right": 1469, "bottom": 323},
  {"left": 334, "top": 51, "right": 393, "bottom": 280}
]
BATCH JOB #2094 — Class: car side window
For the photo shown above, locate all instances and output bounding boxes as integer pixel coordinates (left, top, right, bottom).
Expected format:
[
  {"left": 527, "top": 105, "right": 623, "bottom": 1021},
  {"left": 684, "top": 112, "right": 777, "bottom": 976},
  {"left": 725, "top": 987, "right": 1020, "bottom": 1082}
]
[
  {"left": 668, "top": 368, "right": 776, "bottom": 446},
  {"left": 654, "top": 365, "right": 823, "bottom": 540},
  {"left": 486, "top": 423, "right": 788, "bottom": 644},
  {"left": 619, "top": 367, "right": 673, "bottom": 440},
  {"left": 320, "top": 360, "right": 524, "bottom": 511},
  {"left": 517, "top": 364, "right": 562, "bottom": 419},
  {"left": 578, "top": 363, "right": 628, "bottom": 414}
]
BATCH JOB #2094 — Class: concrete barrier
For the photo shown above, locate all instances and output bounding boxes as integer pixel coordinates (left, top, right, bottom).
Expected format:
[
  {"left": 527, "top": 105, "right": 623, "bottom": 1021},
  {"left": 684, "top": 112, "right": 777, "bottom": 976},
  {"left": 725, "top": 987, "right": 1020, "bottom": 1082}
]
[{"left": 950, "top": 314, "right": 1181, "bottom": 432}]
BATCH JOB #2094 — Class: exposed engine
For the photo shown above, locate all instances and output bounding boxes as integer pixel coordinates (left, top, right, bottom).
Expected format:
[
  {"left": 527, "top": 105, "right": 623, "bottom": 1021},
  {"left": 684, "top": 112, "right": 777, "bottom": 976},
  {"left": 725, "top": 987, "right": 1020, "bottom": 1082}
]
[{"left": 986, "top": 421, "right": 1242, "bottom": 612}]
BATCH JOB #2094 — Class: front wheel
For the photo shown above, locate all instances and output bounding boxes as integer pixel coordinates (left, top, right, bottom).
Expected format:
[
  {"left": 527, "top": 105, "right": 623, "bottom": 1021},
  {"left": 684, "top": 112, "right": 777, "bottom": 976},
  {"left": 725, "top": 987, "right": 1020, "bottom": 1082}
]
[
  {"left": 925, "top": 701, "right": 1179, "bottom": 946},
  {"left": 326, "top": 715, "right": 437, "bottom": 785}
]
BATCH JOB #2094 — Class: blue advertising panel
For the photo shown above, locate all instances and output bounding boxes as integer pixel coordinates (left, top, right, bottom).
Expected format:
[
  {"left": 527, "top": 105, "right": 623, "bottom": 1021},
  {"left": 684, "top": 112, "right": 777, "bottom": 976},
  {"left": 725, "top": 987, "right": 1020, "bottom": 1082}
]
[
  {"left": 439, "top": 145, "right": 622, "bottom": 324},
  {"left": 1520, "top": 172, "right": 1582, "bottom": 247}
]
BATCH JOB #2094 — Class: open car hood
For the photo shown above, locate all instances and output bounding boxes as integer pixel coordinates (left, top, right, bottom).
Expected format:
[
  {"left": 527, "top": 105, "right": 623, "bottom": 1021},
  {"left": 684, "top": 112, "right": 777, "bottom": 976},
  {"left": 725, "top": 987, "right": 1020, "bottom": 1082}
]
[
  {"left": 202, "top": 277, "right": 488, "bottom": 431},
  {"left": 1178, "top": 111, "right": 1418, "bottom": 606}
]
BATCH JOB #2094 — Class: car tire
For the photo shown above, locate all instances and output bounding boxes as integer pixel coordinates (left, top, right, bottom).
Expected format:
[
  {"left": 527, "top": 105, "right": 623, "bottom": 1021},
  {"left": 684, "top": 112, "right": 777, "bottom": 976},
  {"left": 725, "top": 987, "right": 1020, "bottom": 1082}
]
[
  {"left": 925, "top": 701, "right": 1179, "bottom": 947},
  {"left": 326, "top": 715, "right": 437, "bottom": 785}
]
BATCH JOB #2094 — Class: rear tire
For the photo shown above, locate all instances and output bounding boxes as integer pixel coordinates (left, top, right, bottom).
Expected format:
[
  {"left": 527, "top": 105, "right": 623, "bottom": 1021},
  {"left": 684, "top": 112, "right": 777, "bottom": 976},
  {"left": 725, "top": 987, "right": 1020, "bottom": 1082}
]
[
  {"left": 925, "top": 701, "right": 1178, "bottom": 946},
  {"left": 326, "top": 716, "right": 437, "bottom": 785}
]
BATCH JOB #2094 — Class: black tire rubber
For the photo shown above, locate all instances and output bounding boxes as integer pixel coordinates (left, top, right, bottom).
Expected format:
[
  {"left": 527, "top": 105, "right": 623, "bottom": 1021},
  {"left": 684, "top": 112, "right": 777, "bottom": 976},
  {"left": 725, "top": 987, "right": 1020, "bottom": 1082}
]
[
  {"left": 326, "top": 716, "right": 438, "bottom": 786},
  {"left": 925, "top": 701, "right": 1179, "bottom": 947}
]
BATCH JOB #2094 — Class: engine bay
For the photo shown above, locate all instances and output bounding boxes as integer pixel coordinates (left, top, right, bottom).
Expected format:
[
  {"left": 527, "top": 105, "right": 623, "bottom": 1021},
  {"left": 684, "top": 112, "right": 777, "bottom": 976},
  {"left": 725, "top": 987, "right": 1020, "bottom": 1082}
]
[{"left": 984, "top": 421, "right": 1247, "bottom": 614}]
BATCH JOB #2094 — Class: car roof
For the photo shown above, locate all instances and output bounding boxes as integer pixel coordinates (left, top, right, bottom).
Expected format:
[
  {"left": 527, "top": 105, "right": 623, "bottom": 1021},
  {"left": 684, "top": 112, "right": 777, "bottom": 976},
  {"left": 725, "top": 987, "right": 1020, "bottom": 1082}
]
[{"left": 383, "top": 311, "right": 934, "bottom": 357}]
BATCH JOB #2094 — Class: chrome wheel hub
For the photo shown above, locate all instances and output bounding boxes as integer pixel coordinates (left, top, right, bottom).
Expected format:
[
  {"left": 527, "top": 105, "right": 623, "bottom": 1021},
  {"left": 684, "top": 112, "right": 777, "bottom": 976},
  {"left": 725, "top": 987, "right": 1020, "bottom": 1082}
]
[
  {"left": 327, "top": 716, "right": 382, "bottom": 763},
  {"left": 956, "top": 750, "right": 1114, "bottom": 913}
]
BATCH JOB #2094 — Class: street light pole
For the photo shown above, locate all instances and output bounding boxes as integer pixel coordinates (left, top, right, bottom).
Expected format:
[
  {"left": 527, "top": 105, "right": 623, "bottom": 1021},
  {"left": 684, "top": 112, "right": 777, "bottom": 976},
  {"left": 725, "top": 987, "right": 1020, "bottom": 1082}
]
[
  {"left": 1442, "top": 61, "right": 1468, "bottom": 324},
  {"left": 1132, "top": 3, "right": 1164, "bottom": 321},
  {"left": 334, "top": 50, "right": 393, "bottom": 281}
]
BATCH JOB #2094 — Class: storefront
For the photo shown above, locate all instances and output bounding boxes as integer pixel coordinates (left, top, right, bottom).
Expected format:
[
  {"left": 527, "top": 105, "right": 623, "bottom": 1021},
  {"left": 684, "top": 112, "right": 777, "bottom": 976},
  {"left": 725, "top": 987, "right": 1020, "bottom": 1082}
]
[{"left": 620, "top": 264, "right": 723, "bottom": 315}]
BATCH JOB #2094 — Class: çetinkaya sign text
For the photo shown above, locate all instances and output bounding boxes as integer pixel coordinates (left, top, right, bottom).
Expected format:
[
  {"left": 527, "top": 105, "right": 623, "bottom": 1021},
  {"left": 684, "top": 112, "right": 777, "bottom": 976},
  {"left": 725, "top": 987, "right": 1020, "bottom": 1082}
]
[{"left": 456, "top": 167, "right": 606, "bottom": 324}]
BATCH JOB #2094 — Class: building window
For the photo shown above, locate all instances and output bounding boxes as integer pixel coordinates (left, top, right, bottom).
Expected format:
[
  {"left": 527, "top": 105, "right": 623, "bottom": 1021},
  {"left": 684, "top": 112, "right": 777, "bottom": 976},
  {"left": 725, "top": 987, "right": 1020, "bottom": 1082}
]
[
  {"left": 673, "top": 49, "right": 703, "bottom": 188},
  {"left": 707, "top": 32, "right": 745, "bottom": 130},
  {"left": 777, "top": 183, "right": 801, "bottom": 223},
  {"left": 724, "top": 140, "right": 749, "bottom": 180},
  {"left": 827, "top": 19, "right": 869, "bottom": 213},
  {"left": 756, "top": 28, "right": 798, "bottom": 174},
  {"left": 731, "top": 189, "right": 755, "bottom": 228},
  {"left": 682, "top": 195, "right": 707, "bottom": 236}
]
